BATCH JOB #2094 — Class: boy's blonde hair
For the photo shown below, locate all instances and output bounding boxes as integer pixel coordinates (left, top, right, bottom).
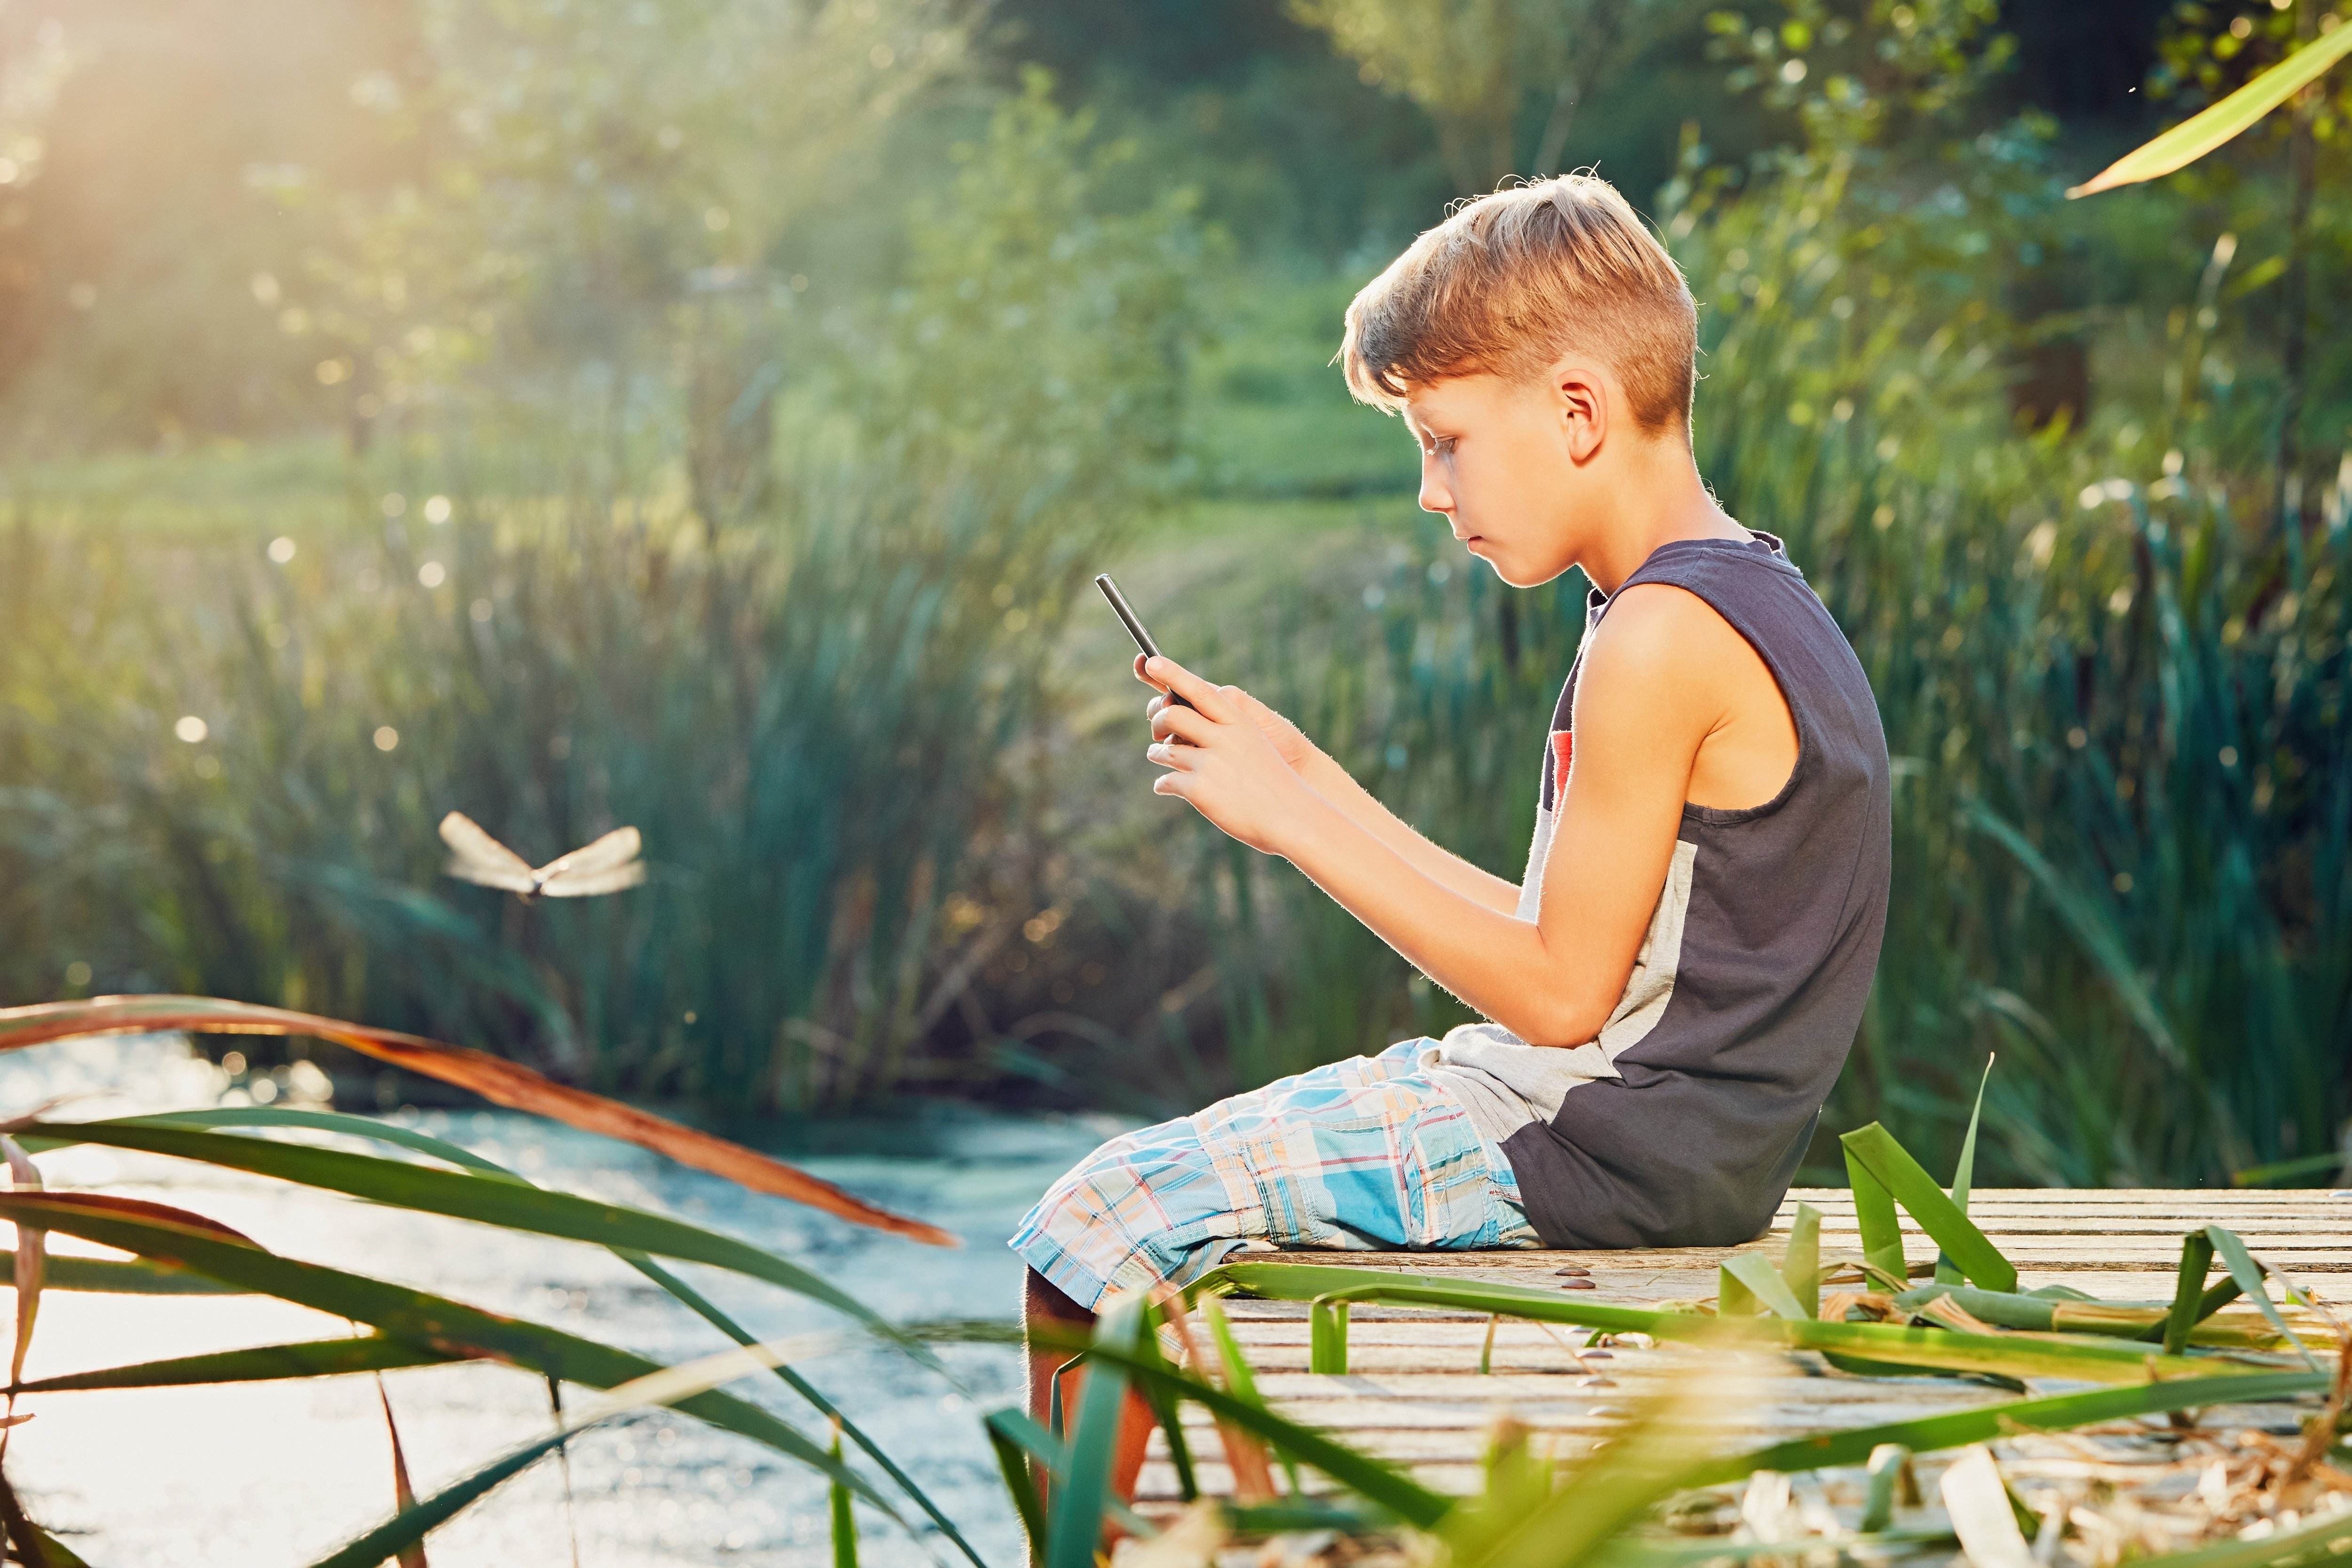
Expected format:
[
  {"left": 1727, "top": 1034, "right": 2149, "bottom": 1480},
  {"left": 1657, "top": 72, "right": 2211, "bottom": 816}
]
[{"left": 1340, "top": 174, "right": 1697, "bottom": 436}]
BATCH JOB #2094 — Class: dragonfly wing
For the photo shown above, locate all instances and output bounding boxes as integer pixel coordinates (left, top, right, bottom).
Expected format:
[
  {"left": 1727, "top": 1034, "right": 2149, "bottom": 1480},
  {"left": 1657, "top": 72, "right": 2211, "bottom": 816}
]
[
  {"left": 532, "top": 826, "right": 641, "bottom": 883},
  {"left": 438, "top": 812, "right": 540, "bottom": 894},
  {"left": 539, "top": 860, "right": 648, "bottom": 898}
]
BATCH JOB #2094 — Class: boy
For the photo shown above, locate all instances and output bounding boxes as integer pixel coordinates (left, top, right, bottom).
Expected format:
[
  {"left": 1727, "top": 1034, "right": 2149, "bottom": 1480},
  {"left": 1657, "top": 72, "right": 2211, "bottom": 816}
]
[{"left": 1011, "top": 174, "right": 1891, "bottom": 1486}]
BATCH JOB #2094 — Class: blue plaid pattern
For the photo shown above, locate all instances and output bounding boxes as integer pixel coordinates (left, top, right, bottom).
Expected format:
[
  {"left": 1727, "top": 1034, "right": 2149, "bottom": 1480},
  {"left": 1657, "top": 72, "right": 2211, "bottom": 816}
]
[{"left": 1008, "top": 1039, "right": 1539, "bottom": 1310}]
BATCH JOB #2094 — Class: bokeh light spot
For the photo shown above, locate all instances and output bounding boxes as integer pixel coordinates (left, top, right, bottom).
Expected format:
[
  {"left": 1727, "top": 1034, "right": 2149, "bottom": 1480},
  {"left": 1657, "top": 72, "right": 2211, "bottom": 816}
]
[
  {"left": 174, "top": 715, "right": 209, "bottom": 744},
  {"left": 267, "top": 536, "right": 297, "bottom": 564},
  {"left": 418, "top": 562, "right": 447, "bottom": 588},
  {"left": 423, "top": 494, "right": 453, "bottom": 524},
  {"left": 373, "top": 726, "right": 400, "bottom": 752}
]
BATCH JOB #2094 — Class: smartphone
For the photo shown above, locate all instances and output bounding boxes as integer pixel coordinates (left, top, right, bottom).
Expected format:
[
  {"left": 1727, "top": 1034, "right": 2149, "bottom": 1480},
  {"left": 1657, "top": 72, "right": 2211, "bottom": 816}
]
[{"left": 1094, "top": 573, "right": 1193, "bottom": 710}]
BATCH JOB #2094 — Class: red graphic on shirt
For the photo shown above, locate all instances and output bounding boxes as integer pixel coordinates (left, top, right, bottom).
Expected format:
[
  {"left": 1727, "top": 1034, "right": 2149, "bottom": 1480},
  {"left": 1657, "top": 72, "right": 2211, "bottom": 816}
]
[{"left": 1551, "top": 729, "right": 1575, "bottom": 800}]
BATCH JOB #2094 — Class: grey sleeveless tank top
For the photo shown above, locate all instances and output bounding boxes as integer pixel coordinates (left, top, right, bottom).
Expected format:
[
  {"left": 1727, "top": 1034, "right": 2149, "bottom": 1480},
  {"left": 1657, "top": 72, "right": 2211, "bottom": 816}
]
[{"left": 1426, "top": 531, "right": 1892, "bottom": 1249}]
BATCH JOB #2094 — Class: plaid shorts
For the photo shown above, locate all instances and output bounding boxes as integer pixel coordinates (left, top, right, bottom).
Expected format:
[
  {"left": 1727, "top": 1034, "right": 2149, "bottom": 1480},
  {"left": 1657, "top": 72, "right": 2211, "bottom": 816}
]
[{"left": 1008, "top": 1039, "right": 1540, "bottom": 1310}]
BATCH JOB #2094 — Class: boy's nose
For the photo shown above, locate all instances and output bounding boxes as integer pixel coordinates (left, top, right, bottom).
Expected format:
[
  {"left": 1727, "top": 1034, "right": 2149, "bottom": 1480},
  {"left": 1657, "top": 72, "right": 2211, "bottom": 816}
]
[{"left": 1417, "top": 459, "right": 1453, "bottom": 517}]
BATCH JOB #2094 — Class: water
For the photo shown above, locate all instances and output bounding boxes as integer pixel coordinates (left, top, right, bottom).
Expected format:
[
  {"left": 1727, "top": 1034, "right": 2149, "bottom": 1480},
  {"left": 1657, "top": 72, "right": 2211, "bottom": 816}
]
[{"left": 2, "top": 1035, "right": 1127, "bottom": 1566}]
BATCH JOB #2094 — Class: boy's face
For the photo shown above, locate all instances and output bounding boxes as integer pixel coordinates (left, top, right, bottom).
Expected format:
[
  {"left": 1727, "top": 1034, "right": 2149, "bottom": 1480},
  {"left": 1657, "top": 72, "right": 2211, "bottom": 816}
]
[{"left": 1403, "top": 368, "right": 1598, "bottom": 590}]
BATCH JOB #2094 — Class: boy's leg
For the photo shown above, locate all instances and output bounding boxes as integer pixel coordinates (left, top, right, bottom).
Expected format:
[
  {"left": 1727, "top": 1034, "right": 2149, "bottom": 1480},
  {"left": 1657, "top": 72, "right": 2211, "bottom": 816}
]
[{"left": 1020, "top": 1268, "right": 1155, "bottom": 1538}]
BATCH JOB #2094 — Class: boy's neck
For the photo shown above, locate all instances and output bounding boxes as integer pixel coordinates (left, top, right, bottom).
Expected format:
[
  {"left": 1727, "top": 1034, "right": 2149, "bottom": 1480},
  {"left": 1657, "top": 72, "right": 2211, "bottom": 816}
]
[{"left": 1577, "top": 434, "right": 1745, "bottom": 597}]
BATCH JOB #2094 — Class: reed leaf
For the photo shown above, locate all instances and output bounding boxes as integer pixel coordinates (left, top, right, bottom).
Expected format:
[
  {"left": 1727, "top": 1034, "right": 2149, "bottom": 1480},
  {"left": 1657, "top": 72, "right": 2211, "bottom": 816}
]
[
  {"left": 18, "top": 1118, "right": 937, "bottom": 1368},
  {"left": 307, "top": 1332, "right": 849, "bottom": 1568},
  {"left": 14, "top": 1334, "right": 458, "bottom": 1392},
  {"left": 1936, "top": 1058, "right": 1994, "bottom": 1286},
  {"left": 1781, "top": 1202, "right": 1822, "bottom": 1317},
  {"left": 2069, "top": 21, "right": 2352, "bottom": 196},
  {"left": 2204, "top": 1225, "right": 2321, "bottom": 1369},
  {"left": 0, "top": 1193, "right": 896, "bottom": 1512},
  {"left": 1722, "top": 1252, "right": 1811, "bottom": 1320},
  {"left": 1687, "top": 1371, "right": 2329, "bottom": 1485},
  {"left": 1047, "top": 1291, "right": 1145, "bottom": 1568},
  {"left": 0, "top": 996, "right": 954, "bottom": 1246},
  {"left": 1838, "top": 1123, "right": 2018, "bottom": 1292},
  {"left": 1208, "top": 1262, "right": 2276, "bottom": 1382}
]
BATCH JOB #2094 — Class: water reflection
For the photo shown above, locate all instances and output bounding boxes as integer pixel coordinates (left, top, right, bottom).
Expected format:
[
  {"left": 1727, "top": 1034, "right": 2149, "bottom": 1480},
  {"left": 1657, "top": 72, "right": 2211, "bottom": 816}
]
[{"left": 5, "top": 1034, "right": 1121, "bottom": 1565}]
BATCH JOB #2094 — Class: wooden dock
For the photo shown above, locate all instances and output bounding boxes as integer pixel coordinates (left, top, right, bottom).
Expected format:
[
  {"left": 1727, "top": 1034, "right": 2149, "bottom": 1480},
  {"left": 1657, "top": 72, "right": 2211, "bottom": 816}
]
[{"left": 1137, "top": 1186, "right": 2352, "bottom": 1513}]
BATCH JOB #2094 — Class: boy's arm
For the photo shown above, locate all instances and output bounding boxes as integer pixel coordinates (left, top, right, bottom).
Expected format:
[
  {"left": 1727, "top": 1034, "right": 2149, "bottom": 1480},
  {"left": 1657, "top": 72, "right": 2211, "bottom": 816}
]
[
  {"left": 1141, "top": 663, "right": 1521, "bottom": 914},
  {"left": 1142, "top": 588, "right": 1709, "bottom": 1045}
]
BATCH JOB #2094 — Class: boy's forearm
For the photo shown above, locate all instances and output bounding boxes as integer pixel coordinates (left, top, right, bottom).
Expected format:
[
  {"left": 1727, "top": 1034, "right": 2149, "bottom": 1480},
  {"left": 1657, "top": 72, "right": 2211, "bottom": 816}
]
[
  {"left": 1275, "top": 792, "right": 1613, "bottom": 1043},
  {"left": 1294, "top": 747, "right": 1521, "bottom": 915}
]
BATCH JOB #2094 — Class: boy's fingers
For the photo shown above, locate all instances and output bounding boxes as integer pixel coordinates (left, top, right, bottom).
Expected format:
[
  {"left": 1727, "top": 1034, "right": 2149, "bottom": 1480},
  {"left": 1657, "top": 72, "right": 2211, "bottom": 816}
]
[
  {"left": 1145, "top": 740, "right": 1199, "bottom": 770},
  {"left": 1143, "top": 657, "right": 1233, "bottom": 721},
  {"left": 1133, "top": 652, "right": 1168, "bottom": 691},
  {"left": 1151, "top": 705, "right": 1216, "bottom": 747}
]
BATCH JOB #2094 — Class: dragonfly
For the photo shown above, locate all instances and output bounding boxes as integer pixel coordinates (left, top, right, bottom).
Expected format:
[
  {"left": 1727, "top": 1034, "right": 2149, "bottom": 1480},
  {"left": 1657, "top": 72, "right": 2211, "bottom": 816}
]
[{"left": 437, "top": 812, "right": 646, "bottom": 900}]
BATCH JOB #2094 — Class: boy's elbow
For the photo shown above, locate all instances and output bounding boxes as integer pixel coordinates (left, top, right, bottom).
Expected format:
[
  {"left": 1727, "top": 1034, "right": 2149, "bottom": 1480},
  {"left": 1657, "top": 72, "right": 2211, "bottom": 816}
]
[{"left": 1502, "top": 987, "right": 1616, "bottom": 1049}]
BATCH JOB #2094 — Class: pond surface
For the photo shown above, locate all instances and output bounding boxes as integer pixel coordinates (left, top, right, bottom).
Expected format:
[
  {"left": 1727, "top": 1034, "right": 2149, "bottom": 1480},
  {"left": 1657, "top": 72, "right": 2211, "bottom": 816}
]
[{"left": 3, "top": 1034, "right": 1126, "bottom": 1567}]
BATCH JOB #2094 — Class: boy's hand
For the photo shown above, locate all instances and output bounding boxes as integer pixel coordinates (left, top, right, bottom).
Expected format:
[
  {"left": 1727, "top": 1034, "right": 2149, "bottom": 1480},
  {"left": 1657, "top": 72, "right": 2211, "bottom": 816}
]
[
  {"left": 1141, "top": 656, "right": 1324, "bottom": 854},
  {"left": 1136, "top": 653, "right": 1315, "bottom": 771}
]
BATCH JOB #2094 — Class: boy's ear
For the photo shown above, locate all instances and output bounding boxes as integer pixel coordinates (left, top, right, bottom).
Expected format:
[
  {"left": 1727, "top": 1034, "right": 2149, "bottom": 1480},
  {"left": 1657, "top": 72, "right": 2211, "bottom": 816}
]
[{"left": 1554, "top": 360, "right": 1609, "bottom": 463}]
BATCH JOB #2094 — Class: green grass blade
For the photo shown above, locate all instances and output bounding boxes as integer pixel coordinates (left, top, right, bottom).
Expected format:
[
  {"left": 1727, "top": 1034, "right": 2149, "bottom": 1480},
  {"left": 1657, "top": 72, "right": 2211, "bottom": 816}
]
[
  {"left": 1309, "top": 1295, "right": 1349, "bottom": 1373},
  {"left": 1718, "top": 1261, "right": 1755, "bottom": 1318},
  {"left": 621, "top": 1252, "right": 984, "bottom": 1568},
  {"left": 1937, "top": 1058, "right": 1995, "bottom": 1286},
  {"left": 1723, "top": 1252, "right": 1810, "bottom": 1320},
  {"left": 984, "top": 1412, "right": 1048, "bottom": 1551},
  {"left": 23, "top": 1120, "right": 937, "bottom": 1370},
  {"left": 1135, "top": 1302, "right": 1198, "bottom": 1502},
  {"left": 2232, "top": 1152, "right": 2349, "bottom": 1187},
  {"left": 309, "top": 1332, "right": 851, "bottom": 1568},
  {"left": 0, "top": 1194, "right": 894, "bottom": 1513},
  {"left": 2158, "top": 1231, "right": 2227, "bottom": 1353},
  {"left": 830, "top": 1427, "right": 859, "bottom": 1568},
  {"left": 0, "top": 1249, "right": 245, "bottom": 1295},
  {"left": 1859, "top": 1444, "right": 1910, "bottom": 1532},
  {"left": 1842, "top": 1142, "right": 1907, "bottom": 1285},
  {"left": 1047, "top": 1293, "right": 1142, "bottom": 1568},
  {"left": 1201, "top": 1295, "right": 1300, "bottom": 1496},
  {"left": 2069, "top": 20, "right": 2352, "bottom": 196},
  {"left": 2204, "top": 1225, "right": 2320, "bottom": 1369},
  {"left": 1208, "top": 1262, "right": 2269, "bottom": 1383},
  {"left": 1686, "top": 1372, "right": 2328, "bottom": 1486},
  {"left": 1781, "top": 1202, "right": 1821, "bottom": 1317},
  {"left": 14, "top": 1334, "right": 457, "bottom": 1392},
  {"left": 1840, "top": 1123, "right": 2018, "bottom": 1292},
  {"left": 108, "top": 1108, "right": 981, "bottom": 1566}
]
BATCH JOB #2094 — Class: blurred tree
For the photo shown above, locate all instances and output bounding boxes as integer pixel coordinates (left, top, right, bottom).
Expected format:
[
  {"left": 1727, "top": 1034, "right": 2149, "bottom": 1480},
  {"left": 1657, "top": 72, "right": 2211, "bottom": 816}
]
[
  {"left": 323, "top": 0, "right": 967, "bottom": 526},
  {"left": 1286, "top": 0, "right": 1685, "bottom": 193}
]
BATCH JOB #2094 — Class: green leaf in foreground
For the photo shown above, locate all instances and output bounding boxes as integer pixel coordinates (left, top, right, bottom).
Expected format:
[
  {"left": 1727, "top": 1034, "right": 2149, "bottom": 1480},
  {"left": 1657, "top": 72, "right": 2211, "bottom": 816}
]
[
  {"left": 2069, "top": 20, "right": 2352, "bottom": 196},
  {"left": 1840, "top": 1122, "right": 2018, "bottom": 1293},
  {"left": 91, "top": 1106, "right": 982, "bottom": 1568},
  {"left": 1936, "top": 1056, "right": 1994, "bottom": 1286},
  {"left": 1047, "top": 1292, "right": 1144, "bottom": 1568},
  {"left": 1688, "top": 1371, "right": 2328, "bottom": 1485},
  {"left": 308, "top": 1333, "right": 843, "bottom": 1568},
  {"left": 0, "top": 1193, "right": 892, "bottom": 1513},
  {"left": 22, "top": 1119, "right": 939, "bottom": 1372},
  {"left": 14, "top": 1334, "right": 458, "bottom": 1393}
]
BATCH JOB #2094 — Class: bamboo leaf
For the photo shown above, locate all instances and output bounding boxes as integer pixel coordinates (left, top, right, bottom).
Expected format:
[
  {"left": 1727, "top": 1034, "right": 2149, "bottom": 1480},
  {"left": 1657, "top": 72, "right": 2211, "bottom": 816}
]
[
  {"left": 0, "top": 1195, "right": 895, "bottom": 1513},
  {"left": 20, "top": 1120, "right": 939, "bottom": 1371},
  {"left": 2070, "top": 21, "right": 2352, "bottom": 196},
  {"left": 1723, "top": 1252, "right": 1810, "bottom": 1320},
  {"left": 1781, "top": 1203, "right": 1821, "bottom": 1317},
  {"left": 0, "top": 996, "right": 954, "bottom": 1246},
  {"left": 1937, "top": 1057, "right": 1994, "bottom": 1286},
  {"left": 1689, "top": 1372, "right": 2328, "bottom": 1485},
  {"left": 1839, "top": 1123, "right": 2018, "bottom": 1292},
  {"left": 14, "top": 1334, "right": 458, "bottom": 1393}
]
